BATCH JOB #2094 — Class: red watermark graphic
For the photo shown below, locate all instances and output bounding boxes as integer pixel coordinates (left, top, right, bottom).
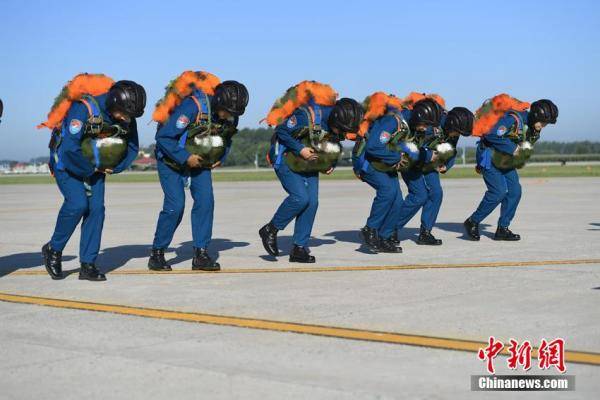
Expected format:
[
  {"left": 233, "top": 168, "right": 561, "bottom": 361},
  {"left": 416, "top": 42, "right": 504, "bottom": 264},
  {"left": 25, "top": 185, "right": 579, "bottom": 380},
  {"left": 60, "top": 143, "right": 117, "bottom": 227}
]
[
  {"left": 538, "top": 338, "right": 566, "bottom": 373},
  {"left": 478, "top": 337, "right": 566, "bottom": 374}
]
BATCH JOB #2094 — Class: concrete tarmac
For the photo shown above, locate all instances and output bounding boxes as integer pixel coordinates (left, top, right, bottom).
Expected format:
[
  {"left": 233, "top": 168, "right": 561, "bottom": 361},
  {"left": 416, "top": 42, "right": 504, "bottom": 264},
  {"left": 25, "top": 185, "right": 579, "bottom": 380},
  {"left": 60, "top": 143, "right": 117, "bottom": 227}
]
[{"left": 1, "top": 177, "right": 599, "bottom": 399}]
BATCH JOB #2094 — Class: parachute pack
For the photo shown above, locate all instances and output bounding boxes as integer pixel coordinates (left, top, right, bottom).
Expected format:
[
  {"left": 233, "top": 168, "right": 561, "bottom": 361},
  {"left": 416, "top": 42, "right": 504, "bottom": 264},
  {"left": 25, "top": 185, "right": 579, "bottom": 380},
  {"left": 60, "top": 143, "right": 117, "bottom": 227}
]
[
  {"left": 473, "top": 94, "right": 537, "bottom": 169},
  {"left": 354, "top": 92, "right": 446, "bottom": 140},
  {"left": 264, "top": 80, "right": 338, "bottom": 127},
  {"left": 398, "top": 92, "right": 446, "bottom": 112},
  {"left": 37, "top": 73, "right": 138, "bottom": 171},
  {"left": 472, "top": 94, "right": 530, "bottom": 137},
  {"left": 351, "top": 92, "right": 446, "bottom": 174},
  {"left": 153, "top": 71, "right": 241, "bottom": 170},
  {"left": 37, "top": 73, "right": 115, "bottom": 131},
  {"left": 152, "top": 70, "right": 221, "bottom": 124},
  {"left": 265, "top": 81, "right": 342, "bottom": 173}
]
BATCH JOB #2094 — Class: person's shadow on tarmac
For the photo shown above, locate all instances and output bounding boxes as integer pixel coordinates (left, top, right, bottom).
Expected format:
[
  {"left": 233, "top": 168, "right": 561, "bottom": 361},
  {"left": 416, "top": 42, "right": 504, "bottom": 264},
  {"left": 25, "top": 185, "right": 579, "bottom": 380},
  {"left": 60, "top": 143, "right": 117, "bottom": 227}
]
[
  {"left": 0, "top": 239, "right": 251, "bottom": 277},
  {"left": 323, "top": 221, "right": 493, "bottom": 252},
  {"left": 434, "top": 222, "right": 493, "bottom": 239},
  {"left": 258, "top": 235, "right": 336, "bottom": 261},
  {"left": 98, "top": 238, "right": 251, "bottom": 273},
  {"left": 0, "top": 252, "right": 77, "bottom": 277}
]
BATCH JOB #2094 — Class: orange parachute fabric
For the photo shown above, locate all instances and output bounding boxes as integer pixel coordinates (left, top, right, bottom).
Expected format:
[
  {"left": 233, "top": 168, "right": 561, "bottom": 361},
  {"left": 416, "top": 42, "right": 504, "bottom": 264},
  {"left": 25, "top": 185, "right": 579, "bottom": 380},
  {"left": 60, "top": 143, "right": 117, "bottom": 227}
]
[
  {"left": 265, "top": 80, "right": 338, "bottom": 126},
  {"left": 152, "top": 71, "right": 221, "bottom": 124},
  {"left": 37, "top": 73, "right": 115, "bottom": 130},
  {"left": 399, "top": 92, "right": 446, "bottom": 110},
  {"left": 472, "top": 94, "right": 530, "bottom": 137},
  {"left": 356, "top": 92, "right": 404, "bottom": 138},
  {"left": 353, "top": 91, "right": 446, "bottom": 139}
]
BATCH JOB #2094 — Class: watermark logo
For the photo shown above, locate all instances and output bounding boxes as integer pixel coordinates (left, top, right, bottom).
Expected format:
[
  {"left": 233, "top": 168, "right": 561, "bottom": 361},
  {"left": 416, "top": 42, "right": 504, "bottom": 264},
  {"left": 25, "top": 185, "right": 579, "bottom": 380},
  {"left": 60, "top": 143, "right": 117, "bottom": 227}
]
[{"left": 472, "top": 337, "right": 573, "bottom": 391}]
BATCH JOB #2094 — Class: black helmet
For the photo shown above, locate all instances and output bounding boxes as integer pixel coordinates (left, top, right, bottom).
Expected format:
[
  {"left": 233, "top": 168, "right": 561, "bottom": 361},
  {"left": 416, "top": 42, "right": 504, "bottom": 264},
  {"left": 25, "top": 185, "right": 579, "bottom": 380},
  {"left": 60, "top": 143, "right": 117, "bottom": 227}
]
[
  {"left": 528, "top": 99, "right": 558, "bottom": 127},
  {"left": 443, "top": 107, "right": 474, "bottom": 136},
  {"left": 328, "top": 98, "right": 364, "bottom": 133},
  {"left": 106, "top": 80, "right": 146, "bottom": 118},
  {"left": 212, "top": 80, "right": 249, "bottom": 116},
  {"left": 409, "top": 98, "right": 444, "bottom": 129}
]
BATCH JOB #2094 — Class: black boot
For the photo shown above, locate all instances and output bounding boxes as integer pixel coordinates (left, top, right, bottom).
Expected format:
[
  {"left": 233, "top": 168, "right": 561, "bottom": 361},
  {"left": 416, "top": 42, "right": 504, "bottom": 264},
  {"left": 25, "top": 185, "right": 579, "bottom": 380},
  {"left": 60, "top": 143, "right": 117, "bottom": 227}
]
[
  {"left": 377, "top": 237, "right": 403, "bottom": 253},
  {"left": 463, "top": 218, "right": 480, "bottom": 241},
  {"left": 494, "top": 226, "right": 521, "bottom": 241},
  {"left": 289, "top": 245, "right": 315, "bottom": 263},
  {"left": 259, "top": 222, "right": 280, "bottom": 256},
  {"left": 390, "top": 230, "right": 401, "bottom": 247},
  {"left": 42, "top": 243, "right": 64, "bottom": 280},
  {"left": 360, "top": 226, "right": 379, "bottom": 250},
  {"left": 148, "top": 249, "right": 172, "bottom": 271},
  {"left": 417, "top": 227, "right": 442, "bottom": 246},
  {"left": 192, "top": 248, "right": 221, "bottom": 271},
  {"left": 79, "top": 263, "right": 106, "bottom": 281}
]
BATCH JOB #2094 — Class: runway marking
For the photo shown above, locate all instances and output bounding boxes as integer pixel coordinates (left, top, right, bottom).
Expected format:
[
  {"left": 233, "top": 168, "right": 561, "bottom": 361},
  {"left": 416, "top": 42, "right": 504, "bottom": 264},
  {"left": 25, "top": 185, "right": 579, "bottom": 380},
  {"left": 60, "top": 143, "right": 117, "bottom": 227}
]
[
  {"left": 7, "top": 258, "right": 600, "bottom": 276},
  {"left": 0, "top": 292, "right": 599, "bottom": 367}
]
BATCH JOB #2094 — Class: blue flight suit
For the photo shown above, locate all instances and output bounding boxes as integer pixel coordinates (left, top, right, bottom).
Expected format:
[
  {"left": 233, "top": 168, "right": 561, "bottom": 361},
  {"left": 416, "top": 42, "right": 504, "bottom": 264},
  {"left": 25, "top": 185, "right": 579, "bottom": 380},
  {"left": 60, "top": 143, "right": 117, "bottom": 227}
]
[
  {"left": 419, "top": 130, "right": 460, "bottom": 231},
  {"left": 353, "top": 110, "right": 418, "bottom": 240},
  {"left": 268, "top": 103, "right": 332, "bottom": 247},
  {"left": 396, "top": 110, "right": 438, "bottom": 231},
  {"left": 469, "top": 112, "right": 526, "bottom": 228},
  {"left": 152, "top": 92, "right": 235, "bottom": 250},
  {"left": 49, "top": 94, "right": 139, "bottom": 263}
]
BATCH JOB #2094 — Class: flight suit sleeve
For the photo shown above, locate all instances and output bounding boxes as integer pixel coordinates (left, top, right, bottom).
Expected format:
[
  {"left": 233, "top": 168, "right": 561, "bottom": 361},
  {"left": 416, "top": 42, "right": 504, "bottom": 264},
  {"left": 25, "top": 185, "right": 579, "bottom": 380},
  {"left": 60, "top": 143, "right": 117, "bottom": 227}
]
[
  {"left": 483, "top": 115, "right": 518, "bottom": 155},
  {"left": 274, "top": 110, "right": 307, "bottom": 156},
  {"left": 112, "top": 118, "right": 140, "bottom": 173},
  {"left": 365, "top": 115, "right": 402, "bottom": 165},
  {"left": 61, "top": 102, "right": 96, "bottom": 178},
  {"left": 445, "top": 153, "right": 457, "bottom": 170},
  {"left": 155, "top": 98, "right": 198, "bottom": 166},
  {"left": 442, "top": 136, "right": 459, "bottom": 170},
  {"left": 419, "top": 143, "right": 434, "bottom": 163},
  {"left": 418, "top": 127, "right": 440, "bottom": 163}
]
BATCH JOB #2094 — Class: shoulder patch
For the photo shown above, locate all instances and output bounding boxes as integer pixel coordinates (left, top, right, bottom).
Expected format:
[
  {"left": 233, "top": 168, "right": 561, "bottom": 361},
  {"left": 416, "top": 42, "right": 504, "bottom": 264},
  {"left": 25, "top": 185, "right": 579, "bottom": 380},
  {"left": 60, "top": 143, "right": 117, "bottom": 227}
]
[
  {"left": 287, "top": 115, "right": 297, "bottom": 129},
  {"left": 69, "top": 119, "right": 83, "bottom": 135},
  {"left": 176, "top": 114, "right": 190, "bottom": 129},
  {"left": 496, "top": 125, "right": 507, "bottom": 136},
  {"left": 379, "top": 131, "right": 392, "bottom": 144}
]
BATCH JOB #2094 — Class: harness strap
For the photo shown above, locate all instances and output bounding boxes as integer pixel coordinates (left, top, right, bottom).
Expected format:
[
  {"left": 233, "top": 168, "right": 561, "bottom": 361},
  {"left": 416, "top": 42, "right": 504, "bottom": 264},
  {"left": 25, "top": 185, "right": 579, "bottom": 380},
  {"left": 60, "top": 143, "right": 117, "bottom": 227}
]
[
  {"left": 507, "top": 111, "right": 524, "bottom": 141},
  {"left": 190, "top": 92, "right": 211, "bottom": 124},
  {"left": 81, "top": 95, "right": 101, "bottom": 118},
  {"left": 53, "top": 95, "right": 103, "bottom": 171},
  {"left": 357, "top": 112, "right": 406, "bottom": 174},
  {"left": 390, "top": 113, "right": 404, "bottom": 138},
  {"left": 80, "top": 95, "right": 104, "bottom": 136},
  {"left": 273, "top": 104, "right": 326, "bottom": 169},
  {"left": 91, "top": 139, "right": 101, "bottom": 168},
  {"left": 177, "top": 92, "right": 211, "bottom": 150}
]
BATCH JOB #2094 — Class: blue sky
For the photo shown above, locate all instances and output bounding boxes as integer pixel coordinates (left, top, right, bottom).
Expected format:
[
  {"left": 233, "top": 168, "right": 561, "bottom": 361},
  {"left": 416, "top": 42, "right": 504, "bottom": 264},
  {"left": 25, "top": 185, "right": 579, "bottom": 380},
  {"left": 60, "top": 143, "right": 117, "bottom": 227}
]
[{"left": 0, "top": 0, "right": 598, "bottom": 160}]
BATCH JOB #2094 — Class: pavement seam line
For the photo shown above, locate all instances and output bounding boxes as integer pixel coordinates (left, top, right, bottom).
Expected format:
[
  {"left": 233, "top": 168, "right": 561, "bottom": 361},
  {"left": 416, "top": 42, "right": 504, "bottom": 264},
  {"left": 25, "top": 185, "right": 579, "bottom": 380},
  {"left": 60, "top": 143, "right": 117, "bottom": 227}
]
[
  {"left": 6, "top": 258, "right": 600, "bottom": 276},
  {"left": 0, "top": 292, "right": 599, "bottom": 367}
]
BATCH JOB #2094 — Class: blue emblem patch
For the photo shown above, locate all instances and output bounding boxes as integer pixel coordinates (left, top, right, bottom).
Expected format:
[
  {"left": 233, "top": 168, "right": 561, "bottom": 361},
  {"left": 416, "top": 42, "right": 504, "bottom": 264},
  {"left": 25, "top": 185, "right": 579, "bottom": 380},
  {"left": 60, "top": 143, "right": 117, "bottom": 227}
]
[
  {"left": 380, "top": 131, "right": 391, "bottom": 144},
  {"left": 69, "top": 119, "right": 83, "bottom": 135},
  {"left": 496, "top": 125, "right": 507, "bottom": 136},
  {"left": 287, "top": 115, "right": 297, "bottom": 129},
  {"left": 176, "top": 115, "right": 190, "bottom": 129}
]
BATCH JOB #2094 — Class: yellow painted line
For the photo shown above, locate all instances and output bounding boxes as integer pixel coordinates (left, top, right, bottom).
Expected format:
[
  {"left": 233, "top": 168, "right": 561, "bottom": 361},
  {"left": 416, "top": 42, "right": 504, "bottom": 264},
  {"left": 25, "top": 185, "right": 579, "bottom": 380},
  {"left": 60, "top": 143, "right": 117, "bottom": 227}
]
[
  {"left": 1, "top": 292, "right": 599, "bottom": 367},
  {"left": 8, "top": 258, "right": 600, "bottom": 276}
]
